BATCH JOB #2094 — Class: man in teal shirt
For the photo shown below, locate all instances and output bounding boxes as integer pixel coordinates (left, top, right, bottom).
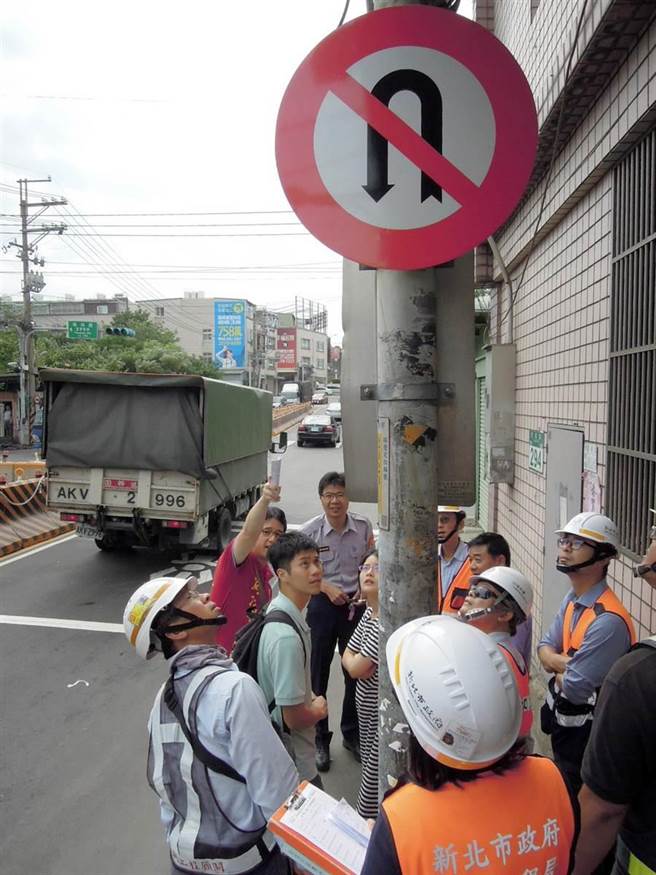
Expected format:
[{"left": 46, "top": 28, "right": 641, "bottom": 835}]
[{"left": 257, "top": 532, "right": 328, "bottom": 786}]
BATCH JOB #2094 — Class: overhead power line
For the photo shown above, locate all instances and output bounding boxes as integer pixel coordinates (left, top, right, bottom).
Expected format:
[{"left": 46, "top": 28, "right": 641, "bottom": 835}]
[
  {"left": 0, "top": 209, "right": 297, "bottom": 218},
  {"left": 0, "top": 221, "right": 303, "bottom": 229},
  {"left": 0, "top": 231, "right": 311, "bottom": 238}
]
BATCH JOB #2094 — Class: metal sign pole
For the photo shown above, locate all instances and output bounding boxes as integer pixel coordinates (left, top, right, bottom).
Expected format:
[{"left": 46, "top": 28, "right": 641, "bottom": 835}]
[{"left": 375, "top": 267, "right": 440, "bottom": 790}]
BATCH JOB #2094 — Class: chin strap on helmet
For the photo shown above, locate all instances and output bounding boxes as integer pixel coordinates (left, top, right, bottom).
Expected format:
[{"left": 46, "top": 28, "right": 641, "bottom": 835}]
[
  {"left": 557, "top": 543, "right": 616, "bottom": 575},
  {"left": 459, "top": 591, "right": 511, "bottom": 623},
  {"left": 157, "top": 607, "right": 227, "bottom": 639},
  {"left": 459, "top": 606, "right": 496, "bottom": 622},
  {"left": 438, "top": 523, "right": 459, "bottom": 545}
]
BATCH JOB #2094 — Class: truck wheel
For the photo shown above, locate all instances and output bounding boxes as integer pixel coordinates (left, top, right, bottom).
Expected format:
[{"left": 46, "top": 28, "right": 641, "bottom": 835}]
[
  {"left": 297, "top": 439, "right": 304, "bottom": 447},
  {"left": 94, "top": 535, "right": 117, "bottom": 551},
  {"left": 216, "top": 507, "right": 233, "bottom": 553}
]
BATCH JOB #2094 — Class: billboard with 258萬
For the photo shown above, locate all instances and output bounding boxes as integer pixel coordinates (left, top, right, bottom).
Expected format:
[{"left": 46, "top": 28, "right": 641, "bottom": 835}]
[{"left": 214, "top": 300, "right": 246, "bottom": 369}]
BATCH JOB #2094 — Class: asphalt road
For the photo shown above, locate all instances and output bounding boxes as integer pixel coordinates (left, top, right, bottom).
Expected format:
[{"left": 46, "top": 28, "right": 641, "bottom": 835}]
[{"left": 0, "top": 420, "right": 377, "bottom": 875}]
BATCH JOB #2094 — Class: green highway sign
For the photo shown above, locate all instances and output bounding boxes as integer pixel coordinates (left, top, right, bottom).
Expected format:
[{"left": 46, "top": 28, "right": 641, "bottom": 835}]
[{"left": 67, "top": 320, "right": 99, "bottom": 340}]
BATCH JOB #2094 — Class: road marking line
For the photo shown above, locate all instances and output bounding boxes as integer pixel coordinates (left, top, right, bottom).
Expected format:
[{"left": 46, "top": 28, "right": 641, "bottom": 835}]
[
  {"left": 0, "top": 532, "right": 77, "bottom": 567},
  {"left": 0, "top": 615, "right": 124, "bottom": 633}
]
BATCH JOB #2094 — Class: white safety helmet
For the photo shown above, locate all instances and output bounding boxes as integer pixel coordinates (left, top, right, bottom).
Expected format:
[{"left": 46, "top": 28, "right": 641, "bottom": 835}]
[
  {"left": 469, "top": 566, "right": 533, "bottom": 620},
  {"left": 437, "top": 505, "right": 465, "bottom": 515},
  {"left": 556, "top": 512, "right": 619, "bottom": 550},
  {"left": 386, "top": 615, "right": 521, "bottom": 771},
  {"left": 123, "top": 576, "right": 191, "bottom": 659}
]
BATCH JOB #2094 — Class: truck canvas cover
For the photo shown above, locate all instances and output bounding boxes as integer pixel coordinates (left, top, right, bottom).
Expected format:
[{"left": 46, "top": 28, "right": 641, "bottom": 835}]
[{"left": 41, "top": 369, "right": 272, "bottom": 481}]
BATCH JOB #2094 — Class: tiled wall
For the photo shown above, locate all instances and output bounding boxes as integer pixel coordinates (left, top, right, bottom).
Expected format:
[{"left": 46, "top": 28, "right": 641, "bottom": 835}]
[{"left": 476, "top": 1, "right": 656, "bottom": 642}]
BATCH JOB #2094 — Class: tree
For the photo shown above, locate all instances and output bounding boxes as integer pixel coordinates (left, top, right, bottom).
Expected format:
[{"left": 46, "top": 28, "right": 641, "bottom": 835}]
[
  {"left": 0, "top": 306, "right": 223, "bottom": 378},
  {"left": 0, "top": 302, "right": 20, "bottom": 374},
  {"left": 0, "top": 328, "right": 19, "bottom": 373},
  {"left": 101, "top": 309, "right": 223, "bottom": 377}
]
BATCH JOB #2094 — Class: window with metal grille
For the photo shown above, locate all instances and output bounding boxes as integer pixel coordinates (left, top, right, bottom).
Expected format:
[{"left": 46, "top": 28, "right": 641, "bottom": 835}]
[{"left": 607, "top": 127, "right": 656, "bottom": 558}]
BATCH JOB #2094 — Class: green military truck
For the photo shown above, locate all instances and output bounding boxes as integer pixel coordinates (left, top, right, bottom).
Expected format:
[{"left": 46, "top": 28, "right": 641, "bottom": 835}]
[{"left": 41, "top": 368, "right": 273, "bottom": 552}]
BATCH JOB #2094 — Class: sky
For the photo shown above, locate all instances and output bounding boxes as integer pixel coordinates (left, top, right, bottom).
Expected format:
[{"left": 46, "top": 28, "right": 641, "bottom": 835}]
[{"left": 0, "top": 0, "right": 472, "bottom": 343}]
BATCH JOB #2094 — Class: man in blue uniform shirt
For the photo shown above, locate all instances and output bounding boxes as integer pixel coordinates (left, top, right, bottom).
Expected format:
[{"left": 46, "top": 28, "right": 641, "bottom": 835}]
[
  {"left": 302, "top": 471, "right": 374, "bottom": 773},
  {"left": 538, "top": 512, "right": 635, "bottom": 794}
]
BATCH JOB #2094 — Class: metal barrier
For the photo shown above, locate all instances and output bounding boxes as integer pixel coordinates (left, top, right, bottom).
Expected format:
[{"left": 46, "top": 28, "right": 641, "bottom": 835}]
[
  {"left": 272, "top": 403, "right": 311, "bottom": 436},
  {"left": 0, "top": 478, "right": 74, "bottom": 558}
]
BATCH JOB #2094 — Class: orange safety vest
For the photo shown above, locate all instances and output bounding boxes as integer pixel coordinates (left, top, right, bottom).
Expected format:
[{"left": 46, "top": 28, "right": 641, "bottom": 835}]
[
  {"left": 499, "top": 642, "right": 533, "bottom": 737},
  {"left": 383, "top": 757, "right": 575, "bottom": 875},
  {"left": 437, "top": 553, "right": 472, "bottom": 614},
  {"left": 562, "top": 586, "right": 636, "bottom": 655}
]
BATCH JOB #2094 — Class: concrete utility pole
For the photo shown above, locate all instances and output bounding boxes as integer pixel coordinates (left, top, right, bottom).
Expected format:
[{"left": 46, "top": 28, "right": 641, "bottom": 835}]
[
  {"left": 372, "top": 0, "right": 462, "bottom": 796},
  {"left": 8, "top": 178, "right": 67, "bottom": 446}
]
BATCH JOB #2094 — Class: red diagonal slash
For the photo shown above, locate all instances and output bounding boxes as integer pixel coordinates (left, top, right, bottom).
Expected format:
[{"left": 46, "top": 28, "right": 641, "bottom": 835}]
[{"left": 330, "top": 72, "right": 481, "bottom": 208}]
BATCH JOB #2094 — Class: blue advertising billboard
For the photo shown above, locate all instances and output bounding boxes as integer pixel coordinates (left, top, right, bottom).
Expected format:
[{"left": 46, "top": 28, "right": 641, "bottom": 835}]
[{"left": 214, "top": 300, "right": 246, "bottom": 369}]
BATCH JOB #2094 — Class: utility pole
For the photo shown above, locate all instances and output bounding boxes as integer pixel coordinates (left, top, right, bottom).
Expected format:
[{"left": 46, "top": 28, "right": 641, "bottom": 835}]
[
  {"left": 7, "top": 177, "right": 67, "bottom": 446},
  {"left": 372, "top": 0, "right": 462, "bottom": 797}
]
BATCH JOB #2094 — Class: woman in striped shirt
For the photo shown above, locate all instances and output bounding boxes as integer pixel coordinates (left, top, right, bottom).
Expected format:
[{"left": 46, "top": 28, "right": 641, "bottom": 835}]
[{"left": 342, "top": 549, "right": 380, "bottom": 819}]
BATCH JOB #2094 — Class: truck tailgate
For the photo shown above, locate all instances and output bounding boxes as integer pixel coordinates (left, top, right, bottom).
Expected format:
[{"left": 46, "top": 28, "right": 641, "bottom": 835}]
[{"left": 47, "top": 467, "right": 199, "bottom": 520}]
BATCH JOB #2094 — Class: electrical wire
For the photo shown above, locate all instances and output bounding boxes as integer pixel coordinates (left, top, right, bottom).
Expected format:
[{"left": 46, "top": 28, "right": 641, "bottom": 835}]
[
  {"left": 337, "top": 0, "right": 351, "bottom": 28},
  {"left": 1, "top": 210, "right": 297, "bottom": 218},
  {"left": 495, "top": 0, "right": 590, "bottom": 337},
  {"left": 0, "top": 230, "right": 310, "bottom": 238},
  {"left": 0, "top": 180, "right": 338, "bottom": 335},
  {"left": 0, "top": 258, "right": 339, "bottom": 269},
  {"left": 0, "top": 221, "right": 304, "bottom": 228}
]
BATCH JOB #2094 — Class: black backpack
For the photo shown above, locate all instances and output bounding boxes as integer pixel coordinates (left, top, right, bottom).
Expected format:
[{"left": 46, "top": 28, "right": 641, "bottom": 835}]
[{"left": 232, "top": 609, "right": 307, "bottom": 724}]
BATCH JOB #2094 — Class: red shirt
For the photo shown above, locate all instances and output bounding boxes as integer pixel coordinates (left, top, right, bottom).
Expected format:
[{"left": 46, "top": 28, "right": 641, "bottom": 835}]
[{"left": 210, "top": 539, "right": 273, "bottom": 653}]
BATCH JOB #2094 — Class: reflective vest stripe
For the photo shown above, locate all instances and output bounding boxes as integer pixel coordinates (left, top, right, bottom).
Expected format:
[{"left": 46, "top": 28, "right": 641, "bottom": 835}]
[
  {"left": 437, "top": 555, "right": 472, "bottom": 613},
  {"left": 383, "top": 756, "right": 575, "bottom": 875},
  {"left": 563, "top": 588, "right": 636, "bottom": 655},
  {"left": 499, "top": 643, "right": 533, "bottom": 736},
  {"left": 149, "top": 685, "right": 174, "bottom": 802},
  {"left": 545, "top": 683, "right": 594, "bottom": 726},
  {"left": 616, "top": 836, "right": 656, "bottom": 875},
  {"left": 174, "top": 666, "right": 221, "bottom": 858}
]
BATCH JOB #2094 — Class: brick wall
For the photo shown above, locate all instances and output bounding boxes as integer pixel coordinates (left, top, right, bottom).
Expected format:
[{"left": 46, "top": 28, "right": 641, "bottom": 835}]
[{"left": 478, "top": 1, "right": 656, "bottom": 643}]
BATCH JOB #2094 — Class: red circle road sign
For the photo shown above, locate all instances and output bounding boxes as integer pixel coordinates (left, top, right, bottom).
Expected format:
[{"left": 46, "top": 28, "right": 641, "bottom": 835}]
[{"left": 275, "top": 6, "right": 538, "bottom": 270}]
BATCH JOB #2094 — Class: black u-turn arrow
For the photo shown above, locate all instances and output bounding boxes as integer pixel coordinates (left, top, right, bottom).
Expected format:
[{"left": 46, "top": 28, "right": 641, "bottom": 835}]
[{"left": 363, "top": 69, "right": 443, "bottom": 204}]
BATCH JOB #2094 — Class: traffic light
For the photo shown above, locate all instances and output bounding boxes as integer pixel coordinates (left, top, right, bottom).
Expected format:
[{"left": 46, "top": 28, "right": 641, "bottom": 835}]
[{"left": 105, "top": 327, "right": 136, "bottom": 337}]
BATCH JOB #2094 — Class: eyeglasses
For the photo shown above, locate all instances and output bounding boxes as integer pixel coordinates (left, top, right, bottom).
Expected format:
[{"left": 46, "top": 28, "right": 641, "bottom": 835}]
[
  {"left": 359, "top": 563, "right": 379, "bottom": 573},
  {"left": 261, "top": 527, "right": 282, "bottom": 539},
  {"left": 557, "top": 536, "right": 588, "bottom": 550},
  {"left": 467, "top": 585, "right": 499, "bottom": 600},
  {"left": 321, "top": 492, "right": 346, "bottom": 502}
]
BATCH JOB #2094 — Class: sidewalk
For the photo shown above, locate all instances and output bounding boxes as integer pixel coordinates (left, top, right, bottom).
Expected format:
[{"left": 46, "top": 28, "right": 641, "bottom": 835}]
[{"left": 1, "top": 447, "right": 43, "bottom": 463}]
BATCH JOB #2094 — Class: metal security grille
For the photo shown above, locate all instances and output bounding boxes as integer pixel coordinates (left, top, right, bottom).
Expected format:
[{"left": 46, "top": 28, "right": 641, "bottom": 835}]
[
  {"left": 608, "top": 127, "right": 656, "bottom": 557},
  {"left": 476, "top": 375, "right": 489, "bottom": 529}
]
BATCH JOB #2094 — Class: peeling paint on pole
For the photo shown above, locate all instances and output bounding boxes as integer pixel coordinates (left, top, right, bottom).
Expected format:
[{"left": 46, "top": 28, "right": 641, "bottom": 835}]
[{"left": 377, "top": 266, "right": 440, "bottom": 800}]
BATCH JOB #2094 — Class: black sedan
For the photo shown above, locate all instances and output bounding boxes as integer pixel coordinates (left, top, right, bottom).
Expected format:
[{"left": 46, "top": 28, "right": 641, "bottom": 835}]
[{"left": 297, "top": 414, "right": 340, "bottom": 448}]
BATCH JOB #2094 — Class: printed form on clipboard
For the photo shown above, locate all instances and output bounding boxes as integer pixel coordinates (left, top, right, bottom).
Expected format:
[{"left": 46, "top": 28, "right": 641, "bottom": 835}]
[{"left": 268, "top": 781, "right": 371, "bottom": 875}]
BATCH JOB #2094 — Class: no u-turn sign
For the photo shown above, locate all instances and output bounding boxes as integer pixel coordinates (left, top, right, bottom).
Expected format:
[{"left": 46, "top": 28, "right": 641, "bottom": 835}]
[{"left": 275, "top": 6, "right": 538, "bottom": 270}]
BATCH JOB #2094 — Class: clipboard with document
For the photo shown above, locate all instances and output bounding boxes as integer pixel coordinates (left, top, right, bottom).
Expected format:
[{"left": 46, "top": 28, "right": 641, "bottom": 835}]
[{"left": 268, "top": 781, "right": 370, "bottom": 875}]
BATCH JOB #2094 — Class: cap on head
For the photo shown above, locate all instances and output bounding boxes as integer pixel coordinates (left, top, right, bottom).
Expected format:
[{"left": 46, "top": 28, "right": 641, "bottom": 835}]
[
  {"left": 556, "top": 512, "right": 619, "bottom": 550},
  {"left": 386, "top": 616, "right": 521, "bottom": 770},
  {"left": 123, "top": 576, "right": 194, "bottom": 659},
  {"left": 469, "top": 566, "right": 533, "bottom": 619}
]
